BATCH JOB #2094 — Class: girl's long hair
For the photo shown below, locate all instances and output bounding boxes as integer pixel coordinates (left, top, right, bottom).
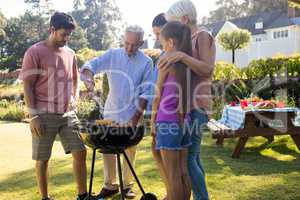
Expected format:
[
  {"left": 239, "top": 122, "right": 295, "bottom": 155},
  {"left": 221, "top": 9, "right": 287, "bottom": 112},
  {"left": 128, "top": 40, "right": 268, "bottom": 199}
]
[{"left": 160, "top": 21, "right": 192, "bottom": 117}]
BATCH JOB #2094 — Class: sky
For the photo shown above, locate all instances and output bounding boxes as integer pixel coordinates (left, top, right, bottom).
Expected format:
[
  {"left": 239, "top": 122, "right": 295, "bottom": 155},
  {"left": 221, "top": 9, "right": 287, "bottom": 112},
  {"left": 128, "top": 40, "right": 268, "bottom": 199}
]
[{"left": 0, "top": 0, "right": 218, "bottom": 39}]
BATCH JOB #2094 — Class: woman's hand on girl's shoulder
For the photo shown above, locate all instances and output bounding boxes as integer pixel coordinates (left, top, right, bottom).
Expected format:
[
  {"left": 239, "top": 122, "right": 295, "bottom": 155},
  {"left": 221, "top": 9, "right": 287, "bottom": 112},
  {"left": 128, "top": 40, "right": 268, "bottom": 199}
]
[{"left": 158, "top": 51, "right": 185, "bottom": 71}]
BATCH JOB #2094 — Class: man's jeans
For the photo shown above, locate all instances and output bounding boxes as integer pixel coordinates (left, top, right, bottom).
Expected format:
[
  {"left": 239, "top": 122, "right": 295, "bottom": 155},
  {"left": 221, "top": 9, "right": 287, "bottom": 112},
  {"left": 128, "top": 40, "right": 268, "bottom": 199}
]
[{"left": 187, "top": 109, "right": 209, "bottom": 200}]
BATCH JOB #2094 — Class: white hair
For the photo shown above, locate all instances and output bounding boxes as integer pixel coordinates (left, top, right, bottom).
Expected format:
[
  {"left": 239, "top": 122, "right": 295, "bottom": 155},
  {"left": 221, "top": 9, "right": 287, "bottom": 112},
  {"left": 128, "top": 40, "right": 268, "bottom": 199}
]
[
  {"left": 125, "top": 25, "right": 144, "bottom": 40},
  {"left": 166, "top": 0, "right": 197, "bottom": 25}
]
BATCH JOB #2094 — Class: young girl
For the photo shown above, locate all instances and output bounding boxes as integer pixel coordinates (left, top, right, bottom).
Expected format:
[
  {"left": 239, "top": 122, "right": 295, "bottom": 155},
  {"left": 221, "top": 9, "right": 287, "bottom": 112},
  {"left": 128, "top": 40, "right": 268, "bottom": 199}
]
[{"left": 151, "top": 21, "right": 192, "bottom": 200}]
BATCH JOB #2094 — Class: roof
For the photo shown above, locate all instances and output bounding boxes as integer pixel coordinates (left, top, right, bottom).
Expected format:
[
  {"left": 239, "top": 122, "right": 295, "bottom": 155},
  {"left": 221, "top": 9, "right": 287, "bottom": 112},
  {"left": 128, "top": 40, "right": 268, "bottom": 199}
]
[{"left": 205, "top": 10, "right": 297, "bottom": 36}]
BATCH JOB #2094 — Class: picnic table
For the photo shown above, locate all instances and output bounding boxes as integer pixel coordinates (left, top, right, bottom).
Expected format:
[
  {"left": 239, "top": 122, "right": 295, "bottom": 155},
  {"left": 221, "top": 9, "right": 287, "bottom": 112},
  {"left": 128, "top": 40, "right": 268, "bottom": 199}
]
[{"left": 207, "top": 106, "right": 300, "bottom": 158}]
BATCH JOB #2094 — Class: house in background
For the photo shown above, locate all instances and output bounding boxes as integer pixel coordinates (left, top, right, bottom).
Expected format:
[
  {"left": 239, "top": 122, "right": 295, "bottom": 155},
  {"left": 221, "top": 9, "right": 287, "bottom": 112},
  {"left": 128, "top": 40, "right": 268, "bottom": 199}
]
[{"left": 207, "top": 7, "right": 300, "bottom": 68}]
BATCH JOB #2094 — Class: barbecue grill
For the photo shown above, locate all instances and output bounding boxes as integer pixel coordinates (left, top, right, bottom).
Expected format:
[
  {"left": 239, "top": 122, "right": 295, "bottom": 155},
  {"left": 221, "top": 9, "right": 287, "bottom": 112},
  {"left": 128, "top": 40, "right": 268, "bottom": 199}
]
[{"left": 78, "top": 120, "right": 157, "bottom": 200}]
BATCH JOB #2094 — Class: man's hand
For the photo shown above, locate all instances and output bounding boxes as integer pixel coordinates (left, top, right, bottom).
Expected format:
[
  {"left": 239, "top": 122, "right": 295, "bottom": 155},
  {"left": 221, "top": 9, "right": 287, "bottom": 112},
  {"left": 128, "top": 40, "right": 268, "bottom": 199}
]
[
  {"left": 129, "top": 113, "right": 141, "bottom": 127},
  {"left": 129, "top": 98, "right": 147, "bottom": 127},
  {"left": 81, "top": 69, "right": 95, "bottom": 94},
  {"left": 30, "top": 115, "right": 44, "bottom": 137},
  {"left": 158, "top": 51, "right": 185, "bottom": 71}
]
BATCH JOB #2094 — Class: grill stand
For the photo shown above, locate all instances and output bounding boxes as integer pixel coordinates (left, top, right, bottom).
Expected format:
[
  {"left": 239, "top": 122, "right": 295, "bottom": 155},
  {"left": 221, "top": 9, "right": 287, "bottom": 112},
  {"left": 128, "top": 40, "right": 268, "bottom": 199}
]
[
  {"left": 87, "top": 149, "right": 149, "bottom": 200},
  {"left": 117, "top": 152, "right": 125, "bottom": 200},
  {"left": 88, "top": 149, "right": 97, "bottom": 197}
]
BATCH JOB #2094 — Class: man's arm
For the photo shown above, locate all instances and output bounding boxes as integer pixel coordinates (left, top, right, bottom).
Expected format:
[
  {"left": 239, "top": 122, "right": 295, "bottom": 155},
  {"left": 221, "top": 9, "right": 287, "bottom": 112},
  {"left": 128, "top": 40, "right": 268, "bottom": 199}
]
[
  {"left": 72, "top": 56, "right": 79, "bottom": 98},
  {"left": 80, "top": 49, "right": 113, "bottom": 93},
  {"left": 19, "top": 48, "right": 43, "bottom": 137},
  {"left": 130, "top": 98, "right": 148, "bottom": 127},
  {"left": 23, "top": 79, "right": 37, "bottom": 118},
  {"left": 130, "top": 59, "right": 154, "bottom": 126},
  {"left": 23, "top": 79, "right": 43, "bottom": 137}
]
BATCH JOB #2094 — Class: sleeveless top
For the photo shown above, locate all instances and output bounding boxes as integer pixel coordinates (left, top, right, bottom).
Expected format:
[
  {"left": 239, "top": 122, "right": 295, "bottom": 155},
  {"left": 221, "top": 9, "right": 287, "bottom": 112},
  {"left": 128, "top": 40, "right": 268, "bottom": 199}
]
[{"left": 156, "top": 74, "right": 180, "bottom": 122}]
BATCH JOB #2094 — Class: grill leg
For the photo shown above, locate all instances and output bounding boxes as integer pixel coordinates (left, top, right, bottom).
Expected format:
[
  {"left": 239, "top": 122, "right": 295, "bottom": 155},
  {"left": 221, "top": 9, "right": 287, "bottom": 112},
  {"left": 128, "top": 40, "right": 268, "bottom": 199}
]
[
  {"left": 88, "top": 149, "right": 97, "bottom": 197},
  {"left": 123, "top": 151, "right": 146, "bottom": 195},
  {"left": 117, "top": 153, "right": 125, "bottom": 200}
]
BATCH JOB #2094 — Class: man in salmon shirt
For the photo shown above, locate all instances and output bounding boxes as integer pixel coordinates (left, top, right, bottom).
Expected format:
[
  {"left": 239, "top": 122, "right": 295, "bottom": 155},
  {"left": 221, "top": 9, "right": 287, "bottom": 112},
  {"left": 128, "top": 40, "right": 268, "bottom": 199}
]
[{"left": 19, "top": 12, "right": 102, "bottom": 200}]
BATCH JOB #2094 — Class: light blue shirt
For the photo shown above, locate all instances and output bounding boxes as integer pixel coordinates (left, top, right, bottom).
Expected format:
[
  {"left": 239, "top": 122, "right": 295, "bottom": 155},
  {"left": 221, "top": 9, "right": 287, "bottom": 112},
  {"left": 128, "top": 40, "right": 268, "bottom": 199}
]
[{"left": 80, "top": 48, "right": 153, "bottom": 123}]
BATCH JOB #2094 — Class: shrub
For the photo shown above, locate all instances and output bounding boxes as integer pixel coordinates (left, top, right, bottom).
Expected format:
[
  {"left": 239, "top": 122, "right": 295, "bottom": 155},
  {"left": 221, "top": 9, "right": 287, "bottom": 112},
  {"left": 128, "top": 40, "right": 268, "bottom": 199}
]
[
  {"left": 142, "top": 49, "right": 161, "bottom": 64},
  {"left": 243, "top": 55, "right": 300, "bottom": 79},
  {"left": 213, "top": 61, "right": 245, "bottom": 81},
  {"left": 76, "top": 48, "right": 105, "bottom": 67},
  {"left": 212, "top": 96, "right": 225, "bottom": 119},
  {"left": 0, "top": 100, "right": 25, "bottom": 121},
  {"left": 224, "top": 80, "right": 252, "bottom": 102},
  {"left": 213, "top": 55, "right": 300, "bottom": 109},
  {"left": 0, "top": 99, "right": 9, "bottom": 108},
  {"left": 0, "top": 82, "right": 23, "bottom": 100},
  {"left": 76, "top": 98, "right": 103, "bottom": 121}
]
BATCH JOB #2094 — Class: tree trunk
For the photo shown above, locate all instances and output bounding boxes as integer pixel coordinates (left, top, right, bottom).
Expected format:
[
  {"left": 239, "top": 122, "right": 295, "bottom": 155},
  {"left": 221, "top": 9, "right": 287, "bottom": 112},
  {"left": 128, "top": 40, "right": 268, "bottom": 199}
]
[{"left": 232, "top": 49, "right": 235, "bottom": 64}]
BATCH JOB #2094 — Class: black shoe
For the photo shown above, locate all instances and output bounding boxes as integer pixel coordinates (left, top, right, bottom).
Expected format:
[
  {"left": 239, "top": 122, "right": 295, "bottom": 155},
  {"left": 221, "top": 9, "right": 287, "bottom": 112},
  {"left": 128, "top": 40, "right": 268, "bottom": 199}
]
[
  {"left": 97, "top": 187, "right": 119, "bottom": 198},
  {"left": 122, "top": 188, "right": 136, "bottom": 199}
]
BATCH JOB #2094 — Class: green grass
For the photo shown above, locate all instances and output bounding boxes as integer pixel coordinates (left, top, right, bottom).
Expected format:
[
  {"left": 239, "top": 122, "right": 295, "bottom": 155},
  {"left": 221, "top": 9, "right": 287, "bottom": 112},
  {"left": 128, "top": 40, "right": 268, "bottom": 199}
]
[{"left": 0, "top": 133, "right": 300, "bottom": 200}]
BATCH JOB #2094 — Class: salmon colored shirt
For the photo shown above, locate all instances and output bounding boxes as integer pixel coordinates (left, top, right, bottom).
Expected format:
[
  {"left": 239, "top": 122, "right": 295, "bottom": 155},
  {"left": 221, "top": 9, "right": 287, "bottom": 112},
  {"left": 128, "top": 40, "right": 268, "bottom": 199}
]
[
  {"left": 19, "top": 41, "right": 78, "bottom": 114},
  {"left": 190, "top": 28, "right": 216, "bottom": 116}
]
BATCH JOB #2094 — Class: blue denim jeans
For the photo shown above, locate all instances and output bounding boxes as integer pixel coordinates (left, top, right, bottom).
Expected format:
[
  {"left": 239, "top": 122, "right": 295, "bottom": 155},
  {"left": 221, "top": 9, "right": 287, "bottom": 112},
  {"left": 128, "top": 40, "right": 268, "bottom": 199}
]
[
  {"left": 155, "top": 122, "right": 191, "bottom": 150},
  {"left": 187, "top": 109, "right": 209, "bottom": 200}
]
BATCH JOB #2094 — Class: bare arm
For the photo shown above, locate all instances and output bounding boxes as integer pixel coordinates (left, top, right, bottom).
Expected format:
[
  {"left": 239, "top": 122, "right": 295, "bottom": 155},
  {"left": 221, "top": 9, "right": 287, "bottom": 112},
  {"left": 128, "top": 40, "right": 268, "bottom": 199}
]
[
  {"left": 23, "top": 79, "right": 44, "bottom": 137},
  {"left": 150, "top": 69, "right": 168, "bottom": 134},
  {"left": 72, "top": 57, "right": 79, "bottom": 98},
  {"left": 158, "top": 32, "right": 215, "bottom": 76},
  {"left": 130, "top": 98, "right": 148, "bottom": 127},
  {"left": 23, "top": 79, "right": 36, "bottom": 117}
]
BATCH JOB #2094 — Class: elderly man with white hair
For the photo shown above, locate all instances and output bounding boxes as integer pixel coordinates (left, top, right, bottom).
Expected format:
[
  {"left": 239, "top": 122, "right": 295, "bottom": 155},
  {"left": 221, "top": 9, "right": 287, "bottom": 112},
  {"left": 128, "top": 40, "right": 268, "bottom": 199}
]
[
  {"left": 158, "top": 1, "right": 216, "bottom": 200},
  {"left": 80, "top": 25, "right": 153, "bottom": 199}
]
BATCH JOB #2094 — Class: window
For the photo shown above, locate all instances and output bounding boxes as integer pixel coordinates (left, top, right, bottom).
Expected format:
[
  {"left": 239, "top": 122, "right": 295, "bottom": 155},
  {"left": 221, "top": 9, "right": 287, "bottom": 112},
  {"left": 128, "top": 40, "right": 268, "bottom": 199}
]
[
  {"left": 273, "top": 30, "right": 289, "bottom": 39},
  {"left": 255, "top": 22, "right": 263, "bottom": 29},
  {"left": 276, "top": 31, "right": 280, "bottom": 38}
]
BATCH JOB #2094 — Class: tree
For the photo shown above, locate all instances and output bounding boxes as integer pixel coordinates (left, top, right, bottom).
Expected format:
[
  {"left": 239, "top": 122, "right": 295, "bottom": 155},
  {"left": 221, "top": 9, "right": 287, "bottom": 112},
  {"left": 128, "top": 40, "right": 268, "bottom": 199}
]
[
  {"left": 0, "top": 10, "right": 7, "bottom": 57},
  {"left": 24, "top": 0, "right": 55, "bottom": 17},
  {"left": 2, "top": 12, "right": 48, "bottom": 70},
  {"left": 72, "top": 0, "right": 122, "bottom": 50},
  {"left": 218, "top": 29, "right": 251, "bottom": 64},
  {"left": 246, "top": 0, "right": 288, "bottom": 15},
  {"left": 68, "top": 25, "right": 89, "bottom": 51},
  {"left": 208, "top": 0, "right": 246, "bottom": 23},
  {"left": 0, "top": 10, "right": 6, "bottom": 38},
  {"left": 207, "top": 0, "right": 289, "bottom": 23}
]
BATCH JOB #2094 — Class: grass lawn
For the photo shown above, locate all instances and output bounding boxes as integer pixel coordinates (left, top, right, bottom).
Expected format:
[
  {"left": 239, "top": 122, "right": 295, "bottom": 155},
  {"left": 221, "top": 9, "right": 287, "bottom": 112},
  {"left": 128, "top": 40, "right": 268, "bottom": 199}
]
[{"left": 0, "top": 122, "right": 300, "bottom": 200}]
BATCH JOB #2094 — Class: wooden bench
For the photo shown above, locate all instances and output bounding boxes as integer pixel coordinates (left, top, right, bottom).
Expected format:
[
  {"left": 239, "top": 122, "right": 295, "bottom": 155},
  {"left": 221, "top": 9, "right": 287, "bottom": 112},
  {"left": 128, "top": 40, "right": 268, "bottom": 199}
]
[{"left": 207, "top": 110, "right": 300, "bottom": 158}]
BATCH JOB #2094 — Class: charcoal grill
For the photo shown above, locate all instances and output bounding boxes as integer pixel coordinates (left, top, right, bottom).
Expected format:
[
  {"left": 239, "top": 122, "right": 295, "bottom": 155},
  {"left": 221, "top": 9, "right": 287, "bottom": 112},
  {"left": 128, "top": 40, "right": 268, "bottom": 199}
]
[{"left": 79, "top": 121, "right": 157, "bottom": 200}]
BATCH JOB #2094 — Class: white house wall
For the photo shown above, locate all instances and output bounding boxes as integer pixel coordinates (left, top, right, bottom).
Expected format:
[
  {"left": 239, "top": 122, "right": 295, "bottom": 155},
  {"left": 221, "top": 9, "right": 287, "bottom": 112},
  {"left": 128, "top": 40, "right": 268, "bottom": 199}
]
[
  {"left": 215, "top": 25, "right": 300, "bottom": 68},
  {"left": 295, "top": 26, "right": 300, "bottom": 52}
]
